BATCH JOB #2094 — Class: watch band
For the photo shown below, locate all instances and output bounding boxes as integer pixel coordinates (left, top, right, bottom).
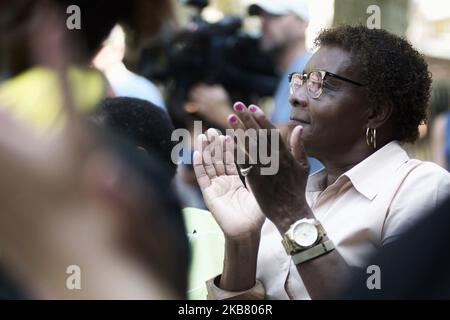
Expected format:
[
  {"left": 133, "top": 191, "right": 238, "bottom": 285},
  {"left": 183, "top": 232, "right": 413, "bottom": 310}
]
[
  {"left": 292, "top": 239, "right": 335, "bottom": 265},
  {"left": 315, "top": 221, "right": 327, "bottom": 238}
]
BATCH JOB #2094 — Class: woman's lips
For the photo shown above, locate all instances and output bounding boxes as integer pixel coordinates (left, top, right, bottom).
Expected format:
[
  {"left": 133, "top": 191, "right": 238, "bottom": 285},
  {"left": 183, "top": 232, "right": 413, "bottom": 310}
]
[{"left": 289, "top": 118, "right": 310, "bottom": 126}]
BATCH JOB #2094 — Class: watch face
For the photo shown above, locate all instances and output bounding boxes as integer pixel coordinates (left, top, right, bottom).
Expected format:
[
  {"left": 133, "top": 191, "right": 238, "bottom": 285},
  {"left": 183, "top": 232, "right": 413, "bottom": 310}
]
[{"left": 293, "top": 222, "right": 318, "bottom": 247}]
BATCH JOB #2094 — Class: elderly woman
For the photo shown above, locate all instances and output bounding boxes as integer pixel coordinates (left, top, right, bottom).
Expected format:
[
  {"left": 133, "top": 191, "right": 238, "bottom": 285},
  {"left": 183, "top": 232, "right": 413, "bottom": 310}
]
[{"left": 193, "top": 25, "right": 450, "bottom": 300}]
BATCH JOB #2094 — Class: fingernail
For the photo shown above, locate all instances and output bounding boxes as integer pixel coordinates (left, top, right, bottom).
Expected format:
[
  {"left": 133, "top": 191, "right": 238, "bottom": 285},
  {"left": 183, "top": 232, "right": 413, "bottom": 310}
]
[
  {"left": 207, "top": 128, "right": 217, "bottom": 137},
  {"left": 249, "top": 105, "right": 257, "bottom": 113},
  {"left": 225, "top": 135, "right": 231, "bottom": 143},
  {"left": 228, "top": 115, "right": 238, "bottom": 124},
  {"left": 298, "top": 125, "right": 304, "bottom": 134},
  {"left": 234, "top": 102, "right": 244, "bottom": 112}
]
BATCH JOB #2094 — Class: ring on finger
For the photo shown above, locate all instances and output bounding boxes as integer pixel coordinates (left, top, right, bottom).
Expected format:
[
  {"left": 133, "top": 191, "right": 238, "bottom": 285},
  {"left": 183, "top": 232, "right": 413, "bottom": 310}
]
[{"left": 239, "top": 165, "right": 254, "bottom": 177}]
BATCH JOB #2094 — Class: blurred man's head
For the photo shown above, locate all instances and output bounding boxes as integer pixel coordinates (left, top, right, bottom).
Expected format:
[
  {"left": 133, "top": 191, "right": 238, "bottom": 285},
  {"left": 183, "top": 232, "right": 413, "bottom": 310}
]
[
  {"left": 0, "top": 0, "right": 174, "bottom": 71},
  {"left": 248, "top": 0, "right": 309, "bottom": 54},
  {"left": 54, "top": 0, "right": 175, "bottom": 57},
  {"left": 94, "top": 97, "right": 177, "bottom": 178}
]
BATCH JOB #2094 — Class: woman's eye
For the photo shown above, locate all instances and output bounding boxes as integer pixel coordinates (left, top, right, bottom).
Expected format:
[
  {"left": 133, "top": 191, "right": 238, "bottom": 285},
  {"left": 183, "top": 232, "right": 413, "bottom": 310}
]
[{"left": 322, "top": 82, "right": 337, "bottom": 90}]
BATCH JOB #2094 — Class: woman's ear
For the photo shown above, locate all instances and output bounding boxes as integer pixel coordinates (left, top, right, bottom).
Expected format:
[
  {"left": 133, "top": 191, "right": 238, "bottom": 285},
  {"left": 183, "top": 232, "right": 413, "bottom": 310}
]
[{"left": 367, "top": 100, "right": 394, "bottom": 129}]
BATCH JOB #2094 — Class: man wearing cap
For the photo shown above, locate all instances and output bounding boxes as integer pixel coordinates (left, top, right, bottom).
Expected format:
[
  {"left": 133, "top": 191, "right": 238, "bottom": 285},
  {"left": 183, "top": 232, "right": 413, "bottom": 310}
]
[{"left": 248, "top": 0, "right": 310, "bottom": 124}]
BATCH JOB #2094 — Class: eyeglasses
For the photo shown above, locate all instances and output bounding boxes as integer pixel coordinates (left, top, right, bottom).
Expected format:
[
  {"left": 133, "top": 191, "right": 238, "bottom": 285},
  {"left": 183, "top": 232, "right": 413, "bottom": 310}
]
[{"left": 288, "top": 70, "right": 364, "bottom": 99}]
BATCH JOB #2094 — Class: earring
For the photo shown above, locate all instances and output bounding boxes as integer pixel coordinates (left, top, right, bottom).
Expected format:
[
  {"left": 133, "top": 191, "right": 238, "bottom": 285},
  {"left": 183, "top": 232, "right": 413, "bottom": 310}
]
[{"left": 365, "top": 127, "right": 377, "bottom": 149}]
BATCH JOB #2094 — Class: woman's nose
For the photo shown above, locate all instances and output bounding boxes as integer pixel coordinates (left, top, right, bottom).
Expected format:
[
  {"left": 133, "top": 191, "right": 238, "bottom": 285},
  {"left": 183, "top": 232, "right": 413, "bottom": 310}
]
[{"left": 289, "top": 88, "right": 308, "bottom": 109}]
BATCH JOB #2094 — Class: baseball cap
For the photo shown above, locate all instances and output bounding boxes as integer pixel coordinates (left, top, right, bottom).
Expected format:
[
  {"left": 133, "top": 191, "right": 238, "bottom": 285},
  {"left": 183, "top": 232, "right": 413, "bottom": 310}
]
[{"left": 248, "top": 0, "right": 310, "bottom": 22}]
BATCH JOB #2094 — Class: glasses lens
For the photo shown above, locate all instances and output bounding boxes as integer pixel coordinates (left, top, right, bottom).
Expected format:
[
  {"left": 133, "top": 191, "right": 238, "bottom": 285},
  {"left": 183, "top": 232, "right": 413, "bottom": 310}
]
[
  {"left": 307, "top": 71, "right": 323, "bottom": 98},
  {"left": 289, "top": 73, "right": 303, "bottom": 95}
]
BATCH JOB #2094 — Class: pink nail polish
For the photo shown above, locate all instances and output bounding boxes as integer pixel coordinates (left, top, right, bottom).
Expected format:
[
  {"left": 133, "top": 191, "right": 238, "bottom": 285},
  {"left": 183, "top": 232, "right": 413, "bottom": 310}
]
[
  {"left": 249, "top": 105, "right": 257, "bottom": 113},
  {"left": 225, "top": 135, "right": 231, "bottom": 142},
  {"left": 234, "top": 102, "right": 244, "bottom": 112},
  {"left": 229, "top": 115, "right": 238, "bottom": 124}
]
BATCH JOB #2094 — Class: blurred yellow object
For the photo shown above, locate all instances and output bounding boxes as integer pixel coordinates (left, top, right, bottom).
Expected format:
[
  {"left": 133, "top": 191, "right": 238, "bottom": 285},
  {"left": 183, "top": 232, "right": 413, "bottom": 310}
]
[
  {"left": 183, "top": 207, "right": 225, "bottom": 300},
  {"left": 0, "top": 66, "right": 106, "bottom": 134}
]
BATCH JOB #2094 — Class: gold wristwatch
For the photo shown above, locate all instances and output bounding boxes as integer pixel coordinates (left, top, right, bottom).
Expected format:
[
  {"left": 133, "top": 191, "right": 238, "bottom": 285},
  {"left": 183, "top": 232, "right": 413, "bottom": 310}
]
[{"left": 281, "top": 218, "right": 327, "bottom": 255}]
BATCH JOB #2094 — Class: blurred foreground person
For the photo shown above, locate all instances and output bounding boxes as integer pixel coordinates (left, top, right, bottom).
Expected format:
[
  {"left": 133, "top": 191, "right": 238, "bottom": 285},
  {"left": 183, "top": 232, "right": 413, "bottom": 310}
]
[
  {"left": 0, "top": 112, "right": 188, "bottom": 299},
  {"left": 341, "top": 195, "right": 450, "bottom": 299},
  {"left": 0, "top": 0, "right": 190, "bottom": 298}
]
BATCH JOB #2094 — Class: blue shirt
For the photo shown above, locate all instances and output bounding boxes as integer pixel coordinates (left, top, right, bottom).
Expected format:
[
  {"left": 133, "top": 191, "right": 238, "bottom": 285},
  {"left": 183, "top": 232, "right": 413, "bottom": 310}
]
[{"left": 106, "top": 64, "right": 166, "bottom": 110}]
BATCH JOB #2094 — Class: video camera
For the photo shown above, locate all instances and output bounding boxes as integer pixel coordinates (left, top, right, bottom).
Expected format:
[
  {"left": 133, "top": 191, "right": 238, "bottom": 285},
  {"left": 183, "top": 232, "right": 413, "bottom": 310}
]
[{"left": 139, "top": 0, "right": 278, "bottom": 124}]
